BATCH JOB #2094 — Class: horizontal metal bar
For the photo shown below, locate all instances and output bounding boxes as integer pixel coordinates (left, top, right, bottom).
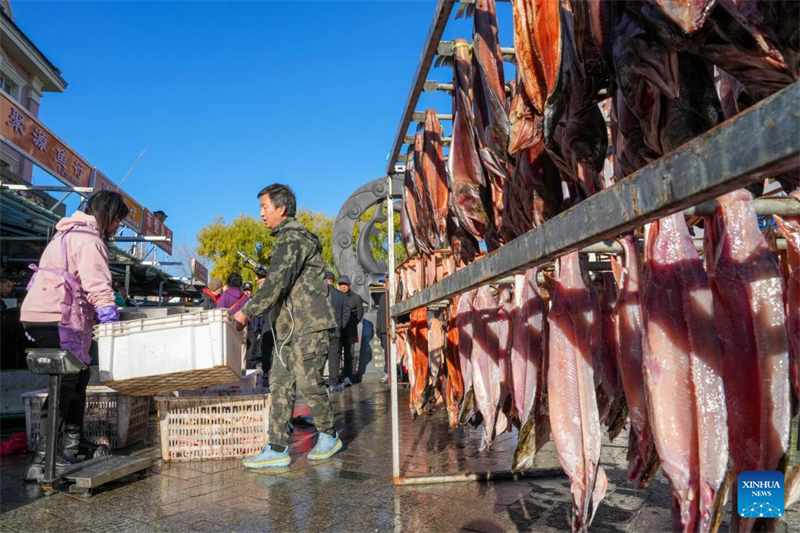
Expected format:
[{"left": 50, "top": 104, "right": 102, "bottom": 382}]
[
  {"left": 0, "top": 182, "right": 93, "bottom": 194},
  {"left": 140, "top": 261, "right": 182, "bottom": 266},
  {"left": 398, "top": 153, "right": 450, "bottom": 163},
  {"left": 394, "top": 467, "right": 565, "bottom": 486},
  {"left": 412, "top": 111, "right": 452, "bottom": 123},
  {"left": 584, "top": 237, "right": 788, "bottom": 254},
  {"left": 386, "top": 0, "right": 457, "bottom": 175},
  {"left": 438, "top": 40, "right": 515, "bottom": 62},
  {"left": 686, "top": 196, "right": 800, "bottom": 216},
  {"left": 111, "top": 236, "right": 171, "bottom": 243},
  {"left": 391, "top": 82, "right": 800, "bottom": 316},
  {"left": 423, "top": 80, "right": 454, "bottom": 93},
  {"left": 404, "top": 134, "right": 452, "bottom": 145}
]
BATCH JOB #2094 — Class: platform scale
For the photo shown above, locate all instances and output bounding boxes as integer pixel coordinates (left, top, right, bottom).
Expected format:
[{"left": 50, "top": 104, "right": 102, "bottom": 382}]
[{"left": 26, "top": 349, "right": 152, "bottom": 496}]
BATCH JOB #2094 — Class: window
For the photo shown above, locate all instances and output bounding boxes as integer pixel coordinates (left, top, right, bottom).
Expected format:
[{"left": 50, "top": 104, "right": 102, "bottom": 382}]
[{"left": 0, "top": 72, "right": 21, "bottom": 101}]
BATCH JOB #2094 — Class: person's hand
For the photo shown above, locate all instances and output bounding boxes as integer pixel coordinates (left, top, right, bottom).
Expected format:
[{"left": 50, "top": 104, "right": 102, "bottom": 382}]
[
  {"left": 233, "top": 310, "right": 248, "bottom": 331},
  {"left": 256, "top": 277, "right": 265, "bottom": 287}
]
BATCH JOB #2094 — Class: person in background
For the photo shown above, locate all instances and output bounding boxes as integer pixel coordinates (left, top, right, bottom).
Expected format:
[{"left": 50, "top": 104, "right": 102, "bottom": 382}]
[
  {"left": 198, "top": 278, "right": 223, "bottom": 310},
  {"left": 324, "top": 272, "right": 351, "bottom": 392},
  {"left": 0, "top": 277, "right": 13, "bottom": 310},
  {"left": 233, "top": 183, "right": 341, "bottom": 468},
  {"left": 337, "top": 275, "right": 364, "bottom": 387},
  {"left": 217, "top": 272, "right": 250, "bottom": 314},
  {"left": 242, "top": 281, "right": 254, "bottom": 298},
  {"left": 376, "top": 278, "right": 389, "bottom": 385},
  {"left": 113, "top": 282, "right": 127, "bottom": 308},
  {"left": 20, "top": 190, "right": 127, "bottom": 480}
]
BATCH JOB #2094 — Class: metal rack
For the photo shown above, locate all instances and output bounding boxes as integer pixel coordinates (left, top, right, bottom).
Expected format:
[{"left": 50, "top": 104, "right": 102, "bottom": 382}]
[{"left": 383, "top": 0, "right": 800, "bottom": 486}]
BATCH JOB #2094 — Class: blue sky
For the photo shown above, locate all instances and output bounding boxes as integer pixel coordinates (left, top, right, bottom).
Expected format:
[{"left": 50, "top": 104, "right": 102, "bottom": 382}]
[{"left": 14, "top": 0, "right": 516, "bottom": 265}]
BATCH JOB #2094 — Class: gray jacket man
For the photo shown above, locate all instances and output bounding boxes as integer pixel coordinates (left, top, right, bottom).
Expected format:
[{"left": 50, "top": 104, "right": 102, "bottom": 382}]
[{"left": 324, "top": 272, "right": 351, "bottom": 389}]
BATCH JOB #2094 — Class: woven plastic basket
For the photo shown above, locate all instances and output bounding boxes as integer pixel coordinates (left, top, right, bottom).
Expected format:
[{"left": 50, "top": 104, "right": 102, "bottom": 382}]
[
  {"left": 155, "top": 388, "right": 270, "bottom": 462},
  {"left": 23, "top": 386, "right": 150, "bottom": 451}
]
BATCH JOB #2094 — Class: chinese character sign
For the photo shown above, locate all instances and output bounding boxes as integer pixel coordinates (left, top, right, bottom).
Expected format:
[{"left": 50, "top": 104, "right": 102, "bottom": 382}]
[
  {"left": 191, "top": 259, "right": 208, "bottom": 285},
  {"left": 141, "top": 208, "right": 173, "bottom": 255},
  {"left": 0, "top": 92, "right": 91, "bottom": 188},
  {"left": 92, "top": 172, "right": 144, "bottom": 232}
]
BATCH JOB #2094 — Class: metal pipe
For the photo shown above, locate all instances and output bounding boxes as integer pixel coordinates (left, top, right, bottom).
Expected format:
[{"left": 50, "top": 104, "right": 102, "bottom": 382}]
[
  {"left": 0, "top": 182, "right": 93, "bottom": 194},
  {"left": 125, "top": 265, "right": 131, "bottom": 295},
  {"left": 50, "top": 191, "right": 72, "bottom": 212},
  {"left": 387, "top": 175, "right": 401, "bottom": 482},
  {"left": 437, "top": 40, "right": 515, "bottom": 61},
  {"left": 394, "top": 468, "right": 565, "bottom": 486},
  {"left": 582, "top": 238, "right": 789, "bottom": 254},
  {"left": 412, "top": 111, "right": 452, "bottom": 122},
  {"left": 685, "top": 197, "right": 800, "bottom": 216}
]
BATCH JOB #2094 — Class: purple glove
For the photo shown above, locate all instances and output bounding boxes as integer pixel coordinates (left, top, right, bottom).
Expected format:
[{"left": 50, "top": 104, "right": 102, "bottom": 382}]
[{"left": 96, "top": 306, "right": 120, "bottom": 324}]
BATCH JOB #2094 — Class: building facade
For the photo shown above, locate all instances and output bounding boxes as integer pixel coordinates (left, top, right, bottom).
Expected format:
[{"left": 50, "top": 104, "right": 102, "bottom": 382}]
[{"left": 0, "top": 0, "right": 67, "bottom": 183}]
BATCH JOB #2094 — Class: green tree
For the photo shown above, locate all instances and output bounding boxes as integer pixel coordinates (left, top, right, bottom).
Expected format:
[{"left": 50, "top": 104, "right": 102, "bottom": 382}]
[
  {"left": 353, "top": 203, "right": 407, "bottom": 269},
  {"left": 196, "top": 209, "right": 335, "bottom": 283}
]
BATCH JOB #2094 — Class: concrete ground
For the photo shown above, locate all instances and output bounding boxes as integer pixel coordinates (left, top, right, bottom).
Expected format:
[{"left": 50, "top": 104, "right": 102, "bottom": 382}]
[{"left": 1, "top": 382, "right": 798, "bottom": 533}]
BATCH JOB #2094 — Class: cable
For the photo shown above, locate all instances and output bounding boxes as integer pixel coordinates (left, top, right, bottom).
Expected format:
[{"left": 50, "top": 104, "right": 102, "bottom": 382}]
[{"left": 272, "top": 297, "right": 295, "bottom": 369}]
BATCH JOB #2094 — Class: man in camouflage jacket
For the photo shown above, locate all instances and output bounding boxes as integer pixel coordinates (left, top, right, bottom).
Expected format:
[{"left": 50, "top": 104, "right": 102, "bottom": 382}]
[{"left": 234, "top": 184, "right": 342, "bottom": 467}]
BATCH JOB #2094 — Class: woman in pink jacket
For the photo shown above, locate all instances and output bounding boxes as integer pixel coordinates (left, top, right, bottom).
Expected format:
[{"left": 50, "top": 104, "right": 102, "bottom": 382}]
[{"left": 21, "top": 191, "right": 129, "bottom": 480}]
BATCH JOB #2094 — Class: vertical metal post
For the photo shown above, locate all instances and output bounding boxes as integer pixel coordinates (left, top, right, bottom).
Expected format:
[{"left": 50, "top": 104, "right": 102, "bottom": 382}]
[
  {"left": 387, "top": 174, "right": 400, "bottom": 482},
  {"left": 158, "top": 281, "right": 164, "bottom": 306},
  {"left": 43, "top": 374, "right": 62, "bottom": 483},
  {"left": 124, "top": 264, "right": 131, "bottom": 295}
]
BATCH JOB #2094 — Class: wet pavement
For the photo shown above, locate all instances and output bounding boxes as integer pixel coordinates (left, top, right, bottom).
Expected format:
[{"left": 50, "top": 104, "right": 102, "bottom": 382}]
[{"left": 1, "top": 382, "right": 798, "bottom": 532}]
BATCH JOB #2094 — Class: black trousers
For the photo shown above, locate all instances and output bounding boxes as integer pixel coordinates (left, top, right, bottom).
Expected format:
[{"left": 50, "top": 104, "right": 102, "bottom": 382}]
[
  {"left": 262, "top": 330, "right": 274, "bottom": 388},
  {"left": 22, "top": 322, "right": 91, "bottom": 430},
  {"left": 380, "top": 333, "right": 388, "bottom": 373},
  {"left": 327, "top": 334, "right": 342, "bottom": 384},
  {"left": 342, "top": 333, "right": 358, "bottom": 380}
]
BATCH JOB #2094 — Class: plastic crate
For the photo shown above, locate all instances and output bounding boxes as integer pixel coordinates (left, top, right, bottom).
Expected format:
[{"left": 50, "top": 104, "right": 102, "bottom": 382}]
[
  {"left": 23, "top": 386, "right": 150, "bottom": 451},
  {"left": 95, "top": 309, "right": 244, "bottom": 396},
  {"left": 155, "top": 388, "right": 270, "bottom": 462}
]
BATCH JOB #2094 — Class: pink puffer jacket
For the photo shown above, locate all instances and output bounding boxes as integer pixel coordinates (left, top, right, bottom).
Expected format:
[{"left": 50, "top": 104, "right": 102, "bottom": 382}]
[{"left": 21, "top": 211, "right": 116, "bottom": 323}]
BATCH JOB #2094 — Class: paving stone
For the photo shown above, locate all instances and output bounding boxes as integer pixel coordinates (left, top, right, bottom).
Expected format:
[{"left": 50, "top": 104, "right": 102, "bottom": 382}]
[{"left": 2, "top": 384, "right": 798, "bottom": 532}]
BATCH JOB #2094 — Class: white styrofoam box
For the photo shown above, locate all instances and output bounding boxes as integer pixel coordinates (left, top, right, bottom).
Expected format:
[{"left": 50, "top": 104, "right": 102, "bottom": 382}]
[{"left": 95, "top": 309, "right": 243, "bottom": 393}]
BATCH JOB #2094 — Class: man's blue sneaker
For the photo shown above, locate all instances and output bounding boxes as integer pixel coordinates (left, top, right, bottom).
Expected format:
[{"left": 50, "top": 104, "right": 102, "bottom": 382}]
[
  {"left": 307, "top": 432, "right": 343, "bottom": 461},
  {"left": 242, "top": 445, "right": 291, "bottom": 469}
]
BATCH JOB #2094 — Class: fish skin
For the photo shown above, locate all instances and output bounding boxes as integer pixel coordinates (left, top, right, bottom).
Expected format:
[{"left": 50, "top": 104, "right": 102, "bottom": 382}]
[
  {"left": 446, "top": 205, "right": 481, "bottom": 269},
  {"left": 493, "top": 285, "right": 514, "bottom": 437},
  {"left": 611, "top": 234, "right": 659, "bottom": 488},
  {"left": 404, "top": 146, "right": 432, "bottom": 255},
  {"left": 423, "top": 110, "right": 450, "bottom": 249},
  {"left": 653, "top": 0, "right": 716, "bottom": 34},
  {"left": 704, "top": 190, "right": 790, "bottom": 533},
  {"left": 399, "top": 200, "right": 418, "bottom": 259},
  {"left": 512, "top": 0, "right": 562, "bottom": 114},
  {"left": 472, "top": 285, "right": 500, "bottom": 447},
  {"left": 409, "top": 307, "right": 430, "bottom": 418},
  {"left": 449, "top": 38, "right": 493, "bottom": 244},
  {"left": 773, "top": 210, "right": 800, "bottom": 403},
  {"left": 644, "top": 213, "right": 728, "bottom": 533},
  {"left": 598, "top": 272, "right": 625, "bottom": 441},
  {"left": 445, "top": 296, "right": 465, "bottom": 428},
  {"left": 428, "top": 311, "right": 445, "bottom": 395},
  {"left": 548, "top": 252, "right": 605, "bottom": 532},
  {"left": 510, "top": 269, "right": 545, "bottom": 471}
]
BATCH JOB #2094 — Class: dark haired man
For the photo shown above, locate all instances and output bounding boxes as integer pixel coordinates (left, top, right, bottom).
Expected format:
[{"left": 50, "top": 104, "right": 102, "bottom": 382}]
[{"left": 233, "top": 184, "right": 341, "bottom": 467}]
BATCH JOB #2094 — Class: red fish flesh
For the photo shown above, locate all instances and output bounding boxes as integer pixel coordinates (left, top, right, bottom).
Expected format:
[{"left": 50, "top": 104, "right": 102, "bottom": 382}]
[
  {"left": 548, "top": 252, "right": 607, "bottom": 532},
  {"left": 644, "top": 213, "right": 728, "bottom": 533},
  {"left": 704, "top": 190, "right": 790, "bottom": 533}
]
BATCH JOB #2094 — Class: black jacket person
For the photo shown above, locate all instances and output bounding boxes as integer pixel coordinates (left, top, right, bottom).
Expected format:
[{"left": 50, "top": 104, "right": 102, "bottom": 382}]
[
  {"left": 325, "top": 274, "right": 351, "bottom": 386},
  {"left": 234, "top": 184, "right": 338, "bottom": 455}
]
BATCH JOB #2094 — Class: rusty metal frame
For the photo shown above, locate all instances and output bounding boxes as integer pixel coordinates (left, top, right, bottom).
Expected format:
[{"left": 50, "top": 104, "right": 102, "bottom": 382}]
[{"left": 390, "top": 81, "right": 800, "bottom": 317}]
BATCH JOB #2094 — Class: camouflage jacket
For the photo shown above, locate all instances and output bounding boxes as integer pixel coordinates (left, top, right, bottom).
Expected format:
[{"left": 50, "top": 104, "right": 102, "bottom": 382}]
[{"left": 241, "top": 218, "right": 336, "bottom": 342}]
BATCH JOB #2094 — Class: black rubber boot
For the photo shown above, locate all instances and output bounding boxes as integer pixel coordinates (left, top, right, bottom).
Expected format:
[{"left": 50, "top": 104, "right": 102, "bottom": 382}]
[
  {"left": 63, "top": 424, "right": 110, "bottom": 460},
  {"left": 24, "top": 424, "right": 79, "bottom": 482}
]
